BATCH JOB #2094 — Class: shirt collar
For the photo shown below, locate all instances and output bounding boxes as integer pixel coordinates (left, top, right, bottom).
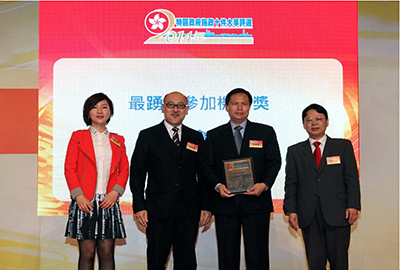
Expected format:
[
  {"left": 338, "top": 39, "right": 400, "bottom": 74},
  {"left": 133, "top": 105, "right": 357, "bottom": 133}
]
[
  {"left": 230, "top": 119, "right": 247, "bottom": 130},
  {"left": 89, "top": 126, "right": 109, "bottom": 137},
  {"left": 163, "top": 120, "right": 182, "bottom": 132},
  {"left": 309, "top": 134, "right": 327, "bottom": 146}
]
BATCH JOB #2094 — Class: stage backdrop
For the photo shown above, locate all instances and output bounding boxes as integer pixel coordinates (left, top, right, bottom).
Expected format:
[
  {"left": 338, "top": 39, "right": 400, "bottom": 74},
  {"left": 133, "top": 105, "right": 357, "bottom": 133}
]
[
  {"left": 38, "top": 1, "right": 359, "bottom": 216},
  {"left": 2, "top": 1, "right": 399, "bottom": 270}
]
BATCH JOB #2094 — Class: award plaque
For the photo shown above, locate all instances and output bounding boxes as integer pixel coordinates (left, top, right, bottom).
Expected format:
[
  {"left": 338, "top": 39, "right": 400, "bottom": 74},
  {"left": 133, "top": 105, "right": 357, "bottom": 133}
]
[{"left": 222, "top": 157, "right": 255, "bottom": 194}]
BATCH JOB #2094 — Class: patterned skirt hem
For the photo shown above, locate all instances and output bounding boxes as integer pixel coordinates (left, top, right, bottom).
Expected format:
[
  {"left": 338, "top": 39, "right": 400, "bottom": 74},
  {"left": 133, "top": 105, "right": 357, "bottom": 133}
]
[{"left": 65, "top": 194, "right": 127, "bottom": 240}]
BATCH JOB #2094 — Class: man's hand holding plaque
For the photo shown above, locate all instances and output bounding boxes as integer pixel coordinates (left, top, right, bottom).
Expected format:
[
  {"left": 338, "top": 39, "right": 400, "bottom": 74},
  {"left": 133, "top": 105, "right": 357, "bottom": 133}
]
[
  {"left": 217, "top": 184, "right": 235, "bottom": 198},
  {"left": 244, "top": 182, "right": 267, "bottom": 196}
]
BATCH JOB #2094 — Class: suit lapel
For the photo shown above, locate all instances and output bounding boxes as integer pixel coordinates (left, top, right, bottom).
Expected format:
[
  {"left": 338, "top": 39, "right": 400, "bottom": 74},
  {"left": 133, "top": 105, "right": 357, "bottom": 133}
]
[
  {"left": 300, "top": 139, "right": 319, "bottom": 172},
  {"left": 319, "top": 136, "right": 332, "bottom": 172},
  {"left": 179, "top": 125, "right": 192, "bottom": 162},
  {"left": 109, "top": 133, "right": 122, "bottom": 174},
  {"left": 241, "top": 120, "right": 254, "bottom": 154},
  {"left": 78, "top": 131, "right": 96, "bottom": 165},
  {"left": 222, "top": 122, "right": 239, "bottom": 156}
]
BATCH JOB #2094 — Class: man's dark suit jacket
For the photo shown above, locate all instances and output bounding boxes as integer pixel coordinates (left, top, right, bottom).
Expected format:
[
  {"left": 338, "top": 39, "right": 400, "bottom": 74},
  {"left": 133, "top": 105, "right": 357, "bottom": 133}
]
[
  {"left": 130, "top": 121, "right": 210, "bottom": 222},
  {"left": 284, "top": 136, "right": 361, "bottom": 228},
  {"left": 201, "top": 120, "right": 282, "bottom": 214}
]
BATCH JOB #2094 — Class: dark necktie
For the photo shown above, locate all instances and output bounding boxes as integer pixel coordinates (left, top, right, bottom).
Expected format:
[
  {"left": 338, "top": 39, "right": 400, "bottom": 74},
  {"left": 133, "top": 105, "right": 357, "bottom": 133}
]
[
  {"left": 234, "top": 126, "right": 243, "bottom": 154},
  {"left": 172, "top": 127, "right": 180, "bottom": 146},
  {"left": 313, "top": 141, "right": 321, "bottom": 168}
]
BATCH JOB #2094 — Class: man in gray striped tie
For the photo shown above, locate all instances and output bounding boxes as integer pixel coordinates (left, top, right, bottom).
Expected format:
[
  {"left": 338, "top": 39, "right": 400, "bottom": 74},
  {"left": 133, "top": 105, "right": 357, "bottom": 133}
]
[{"left": 201, "top": 88, "right": 282, "bottom": 270}]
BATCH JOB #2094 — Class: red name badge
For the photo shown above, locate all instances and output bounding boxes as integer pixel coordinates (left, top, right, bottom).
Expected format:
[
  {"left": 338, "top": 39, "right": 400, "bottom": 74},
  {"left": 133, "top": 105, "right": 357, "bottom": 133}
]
[
  {"left": 186, "top": 142, "right": 198, "bottom": 152},
  {"left": 249, "top": 140, "right": 263, "bottom": 148},
  {"left": 326, "top": 156, "right": 341, "bottom": 165}
]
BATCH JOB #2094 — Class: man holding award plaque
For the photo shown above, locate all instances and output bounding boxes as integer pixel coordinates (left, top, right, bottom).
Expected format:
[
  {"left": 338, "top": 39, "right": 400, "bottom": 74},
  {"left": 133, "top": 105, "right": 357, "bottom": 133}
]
[{"left": 201, "top": 88, "right": 282, "bottom": 270}]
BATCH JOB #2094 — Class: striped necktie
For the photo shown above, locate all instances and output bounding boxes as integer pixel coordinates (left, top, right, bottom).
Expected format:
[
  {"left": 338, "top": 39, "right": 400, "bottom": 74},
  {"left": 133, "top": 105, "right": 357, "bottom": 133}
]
[
  {"left": 172, "top": 127, "right": 180, "bottom": 146},
  {"left": 234, "top": 126, "right": 243, "bottom": 154}
]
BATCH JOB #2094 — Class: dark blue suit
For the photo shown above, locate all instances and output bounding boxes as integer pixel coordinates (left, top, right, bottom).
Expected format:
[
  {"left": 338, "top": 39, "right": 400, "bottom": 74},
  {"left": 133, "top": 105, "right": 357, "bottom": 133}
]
[{"left": 201, "top": 120, "right": 281, "bottom": 270}]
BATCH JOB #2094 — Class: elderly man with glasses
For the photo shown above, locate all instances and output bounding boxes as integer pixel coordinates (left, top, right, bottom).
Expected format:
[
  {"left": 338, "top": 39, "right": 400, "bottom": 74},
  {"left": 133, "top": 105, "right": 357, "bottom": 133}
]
[{"left": 130, "top": 91, "right": 212, "bottom": 270}]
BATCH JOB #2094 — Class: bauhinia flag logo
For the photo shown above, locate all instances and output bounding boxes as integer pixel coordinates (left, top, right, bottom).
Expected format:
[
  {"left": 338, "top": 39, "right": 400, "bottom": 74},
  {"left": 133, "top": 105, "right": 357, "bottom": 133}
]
[{"left": 144, "top": 9, "right": 254, "bottom": 44}]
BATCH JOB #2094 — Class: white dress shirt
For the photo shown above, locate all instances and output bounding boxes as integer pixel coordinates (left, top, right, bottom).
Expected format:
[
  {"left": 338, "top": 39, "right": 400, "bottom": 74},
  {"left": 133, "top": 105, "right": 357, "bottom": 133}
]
[
  {"left": 164, "top": 120, "right": 182, "bottom": 141},
  {"left": 90, "top": 126, "right": 112, "bottom": 195},
  {"left": 309, "top": 134, "right": 327, "bottom": 156}
]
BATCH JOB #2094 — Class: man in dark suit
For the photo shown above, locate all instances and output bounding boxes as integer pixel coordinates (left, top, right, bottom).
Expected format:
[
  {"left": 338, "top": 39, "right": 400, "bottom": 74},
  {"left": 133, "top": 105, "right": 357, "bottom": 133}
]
[
  {"left": 130, "top": 91, "right": 212, "bottom": 270},
  {"left": 201, "top": 88, "right": 282, "bottom": 270},
  {"left": 284, "top": 103, "right": 361, "bottom": 270}
]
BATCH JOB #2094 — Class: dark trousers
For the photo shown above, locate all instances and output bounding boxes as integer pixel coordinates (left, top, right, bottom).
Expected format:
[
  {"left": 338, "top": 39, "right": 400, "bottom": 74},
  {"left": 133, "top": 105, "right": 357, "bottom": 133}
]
[
  {"left": 215, "top": 206, "right": 271, "bottom": 270},
  {"left": 302, "top": 199, "right": 351, "bottom": 270},
  {"left": 146, "top": 196, "right": 198, "bottom": 270}
]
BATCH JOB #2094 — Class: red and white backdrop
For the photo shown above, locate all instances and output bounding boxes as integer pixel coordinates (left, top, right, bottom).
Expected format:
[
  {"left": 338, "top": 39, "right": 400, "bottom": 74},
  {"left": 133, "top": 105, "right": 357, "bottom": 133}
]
[
  {"left": 38, "top": 1, "right": 359, "bottom": 216},
  {"left": 3, "top": 1, "right": 399, "bottom": 270},
  {"left": 32, "top": 1, "right": 360, "bottom": 268}
]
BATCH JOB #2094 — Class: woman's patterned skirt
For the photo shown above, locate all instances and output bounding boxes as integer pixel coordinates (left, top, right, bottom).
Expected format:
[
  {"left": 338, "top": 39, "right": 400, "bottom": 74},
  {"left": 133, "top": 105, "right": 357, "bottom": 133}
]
[{"left": 65, "top": 194, "right": 126, "bottom": 240}]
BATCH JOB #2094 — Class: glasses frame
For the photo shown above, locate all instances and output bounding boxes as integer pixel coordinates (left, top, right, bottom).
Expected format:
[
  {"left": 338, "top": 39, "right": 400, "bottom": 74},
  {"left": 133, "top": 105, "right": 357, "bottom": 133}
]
[
  {"left": 164, "top": 102, "right": 187, "bottom": 109},
  {"left": 305, "top": 116, "right": 326, "bottom": 124}
]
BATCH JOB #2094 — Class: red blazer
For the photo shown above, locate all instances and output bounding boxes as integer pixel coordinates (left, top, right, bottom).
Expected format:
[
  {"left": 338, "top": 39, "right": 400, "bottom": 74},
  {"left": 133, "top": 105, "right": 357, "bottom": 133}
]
[{"left": 64, "top": 129, "right": 129, "bottom": 200}]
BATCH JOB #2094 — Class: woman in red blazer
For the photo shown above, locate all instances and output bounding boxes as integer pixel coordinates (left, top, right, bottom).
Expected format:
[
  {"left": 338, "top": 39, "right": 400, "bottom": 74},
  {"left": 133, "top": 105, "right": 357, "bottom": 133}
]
[{"left": 64, "top": 93, "right": 129, "bottom": 270}]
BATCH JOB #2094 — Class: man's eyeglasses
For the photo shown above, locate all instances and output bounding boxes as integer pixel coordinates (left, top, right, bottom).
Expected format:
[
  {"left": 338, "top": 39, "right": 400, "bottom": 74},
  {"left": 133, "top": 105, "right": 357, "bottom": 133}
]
[
  {"left": 164, "top": 102, "right": 187, "bottom": 109},
  {"left": 305, "top": 116, "right": 325, "bottom": 124}
]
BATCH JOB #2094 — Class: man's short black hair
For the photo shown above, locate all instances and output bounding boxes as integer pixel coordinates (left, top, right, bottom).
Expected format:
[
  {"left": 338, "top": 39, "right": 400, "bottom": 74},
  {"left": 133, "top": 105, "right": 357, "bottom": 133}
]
[
  {"left": 83, "top": 92, "right": 114, "bottom": 126},
  {"left": 225, "top": 88, "right": 253, "bottom": 105},
  {"left": 302, "top": 103, "right": 328, "bottom": 123}
]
